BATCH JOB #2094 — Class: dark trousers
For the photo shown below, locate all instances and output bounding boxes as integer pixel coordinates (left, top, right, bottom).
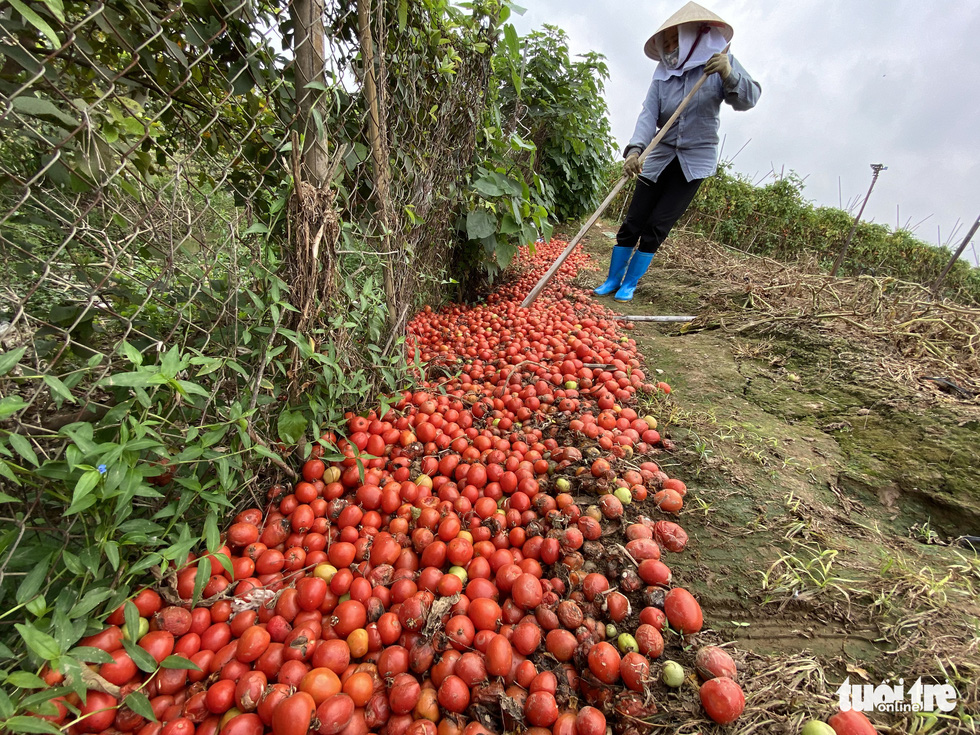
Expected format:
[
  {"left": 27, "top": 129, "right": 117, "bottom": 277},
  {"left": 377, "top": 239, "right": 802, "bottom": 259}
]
[{"left": 616, "top": 157, "right": 703, "bottom": 254}]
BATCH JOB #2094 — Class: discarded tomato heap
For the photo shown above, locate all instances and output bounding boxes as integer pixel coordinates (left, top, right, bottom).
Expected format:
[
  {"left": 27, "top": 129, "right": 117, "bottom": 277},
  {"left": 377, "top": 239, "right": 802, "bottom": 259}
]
[{"left": 49, "top": 239, "right": 747, "bottom": 735}]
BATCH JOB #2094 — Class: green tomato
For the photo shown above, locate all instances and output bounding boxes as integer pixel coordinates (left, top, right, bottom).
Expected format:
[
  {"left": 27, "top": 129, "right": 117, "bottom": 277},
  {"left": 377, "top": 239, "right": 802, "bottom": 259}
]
[
  {"left": 661, "top": 660, "right": 685, "bottom": 688},
  {"left": 122, "top": 617, "right": 149, "bottom": 642},
  {"left": 555, "top": 478, "right": 571, "bottom": 493},
  {"left": 448, "top": 565, "right": 468, "bottom": 583},
  {"left": 617, "top": 633, "right": 638, "bottom": 654},
  {"left": 564, "top": 381, "right": 578, "bottom": 390},
  {"left": 614, "top": 486, "right": 632, "bottom": 505},
  {"left": 605, "top": 624, "right": 617, "bottom": 639},
  {"left": 800, "top": 722, "right": 836, "bottom": 735}
]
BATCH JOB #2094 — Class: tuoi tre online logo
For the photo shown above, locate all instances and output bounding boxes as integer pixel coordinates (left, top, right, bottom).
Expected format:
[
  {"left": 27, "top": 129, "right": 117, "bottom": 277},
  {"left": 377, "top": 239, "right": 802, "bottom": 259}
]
[{"left": 836, "top": 677, "right": 958, "bottom": 713}]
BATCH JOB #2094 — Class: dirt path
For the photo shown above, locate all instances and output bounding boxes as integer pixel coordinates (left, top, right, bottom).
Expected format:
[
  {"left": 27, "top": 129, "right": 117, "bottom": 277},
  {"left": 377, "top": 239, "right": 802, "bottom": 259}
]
[{"left": 566, "top": 220, "right": 980, "bottom": 733}]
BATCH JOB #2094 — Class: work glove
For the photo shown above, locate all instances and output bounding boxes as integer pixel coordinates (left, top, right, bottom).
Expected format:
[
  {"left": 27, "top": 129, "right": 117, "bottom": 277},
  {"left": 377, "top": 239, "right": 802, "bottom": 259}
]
[
  {"left": 624, "top": 151, "right": 642, "bottom": 178},
  {"left": 704, "top": 52, "right": 732, "bottom": 80}
]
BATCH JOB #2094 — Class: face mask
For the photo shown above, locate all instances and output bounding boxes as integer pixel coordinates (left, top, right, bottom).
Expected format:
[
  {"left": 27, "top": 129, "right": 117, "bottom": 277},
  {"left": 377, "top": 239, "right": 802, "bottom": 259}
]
[{"left": 663, "top": 46, "right": 680, "bottom": 69}]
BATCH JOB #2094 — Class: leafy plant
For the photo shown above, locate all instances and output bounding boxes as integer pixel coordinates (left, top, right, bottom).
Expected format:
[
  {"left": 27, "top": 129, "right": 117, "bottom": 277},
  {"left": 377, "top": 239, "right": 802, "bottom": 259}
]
[{"left": 498, "top": 25, "right": 614, "bottom": 222}]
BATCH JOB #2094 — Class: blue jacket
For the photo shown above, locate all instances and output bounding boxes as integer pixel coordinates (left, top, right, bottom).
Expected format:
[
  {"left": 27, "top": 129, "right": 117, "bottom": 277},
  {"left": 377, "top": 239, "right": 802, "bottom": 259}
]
[{"left": 625, "top": 54, "right": 761, "bottom": 183}]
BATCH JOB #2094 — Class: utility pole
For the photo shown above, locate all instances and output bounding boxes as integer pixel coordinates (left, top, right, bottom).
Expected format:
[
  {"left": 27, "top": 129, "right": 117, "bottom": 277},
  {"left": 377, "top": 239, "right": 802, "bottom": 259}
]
[
  {"left": 830, "top": 163, "right": 887, "bottom": 277},
  {"left": 933, "top": 214, "right": 980, "bottom": 296}
]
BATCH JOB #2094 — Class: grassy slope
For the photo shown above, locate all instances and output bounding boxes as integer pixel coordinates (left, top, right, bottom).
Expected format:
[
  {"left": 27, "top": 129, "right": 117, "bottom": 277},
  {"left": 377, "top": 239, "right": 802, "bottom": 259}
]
[{"left": 567, "top": 220, "right": 980, "bottom": 734}]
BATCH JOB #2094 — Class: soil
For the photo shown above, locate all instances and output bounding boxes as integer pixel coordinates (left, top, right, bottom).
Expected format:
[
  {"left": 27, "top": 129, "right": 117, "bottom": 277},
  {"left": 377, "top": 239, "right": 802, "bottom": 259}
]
[{"left": 565, "top": 220, "right": 980, "bottom": 733}]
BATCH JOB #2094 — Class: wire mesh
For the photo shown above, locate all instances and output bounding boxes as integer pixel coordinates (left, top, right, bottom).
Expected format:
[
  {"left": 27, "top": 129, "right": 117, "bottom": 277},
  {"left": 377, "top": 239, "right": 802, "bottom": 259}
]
[{"left": 0, "top": 0, "right": 498, "bottom": 608}]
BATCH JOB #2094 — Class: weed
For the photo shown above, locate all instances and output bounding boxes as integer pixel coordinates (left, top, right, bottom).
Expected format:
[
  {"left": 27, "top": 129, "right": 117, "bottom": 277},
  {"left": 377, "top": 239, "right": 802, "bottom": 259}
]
[{"left": 757, "top": 545, "right": 861, "bottom": 614}]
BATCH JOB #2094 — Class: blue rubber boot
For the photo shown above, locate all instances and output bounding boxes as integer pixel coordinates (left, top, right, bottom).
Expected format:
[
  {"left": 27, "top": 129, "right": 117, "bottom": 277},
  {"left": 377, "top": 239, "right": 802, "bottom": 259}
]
[
  {"left": 594, "top": 246, "right": 633, "bottom": 296},
  {"left": 614, "top": 251, "right": 655, "bottom": 302}
]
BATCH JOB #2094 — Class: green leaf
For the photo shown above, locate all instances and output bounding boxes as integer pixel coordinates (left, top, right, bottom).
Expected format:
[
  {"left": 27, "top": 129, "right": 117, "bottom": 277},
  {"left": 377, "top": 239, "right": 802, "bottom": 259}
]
[
  {"left": 499, "top": 213, "right": 521, "bottom": 235},
  {"left": 15, "top": 623, "right": 61, "bottom": 660},
  {"left": 7, "top": 0, "right": 60, "bottom": 48},
  {"left": 119, "top": 341, "right": 143, "bottom": 366},
  {"left": 253, "top": 444, "right": 282, "bottom": 463},
  {"left": 43, "top": 375, "right": 76, "bottom": 404},
  {"left": 242, "top": 223, "right": 269, "bottom": 236},
  {"left": 66, "top": 470, "right": 102, "bottom": 514},
  {"left": 71, "top": 646, "right": 114, "bottom": 664},
  {"left": 8, "top": 433, "right": 39, "bottom": 468},
  {"left": 104, "top": 541, "right": 119, "bottom": 571},
  {"left": 466, "top": 210, "right": 496, "bottom": 240},
  {"left": 191, "top": 562, "right": 209, "bottom": 607},
  {"left": 0, "top": 396, "right": 27, "bottom": 420},
  {"left": 3, "top": 715, "right": 64, "bottom": 734},
  {"left": 471, "top": 177, "right": 504, "bottom": 198},
  {"left": 25, "top": 596, "right": 46, "bottom": 618},
  {"left": 0, "top": 462, "right": 21, "bottom": 487},
  {"left": 203, "top": 512, "right": 219, "bottom": 552},
  {"left": 277, "top": 410, "right": 306, "bottom": 444},
  {"left": 121, "top": 640, "right": 157, "bottom": 674},
  {"left": 504, "top": 24, "right": 520, "bottom": 63},
  {"left": 61, "top": 550, "right": 84, "bottom": 576},
  {"left": 397, "top": 0, "right": 407, "bottom": 31},
  {"left": 123, "top": 691, "right": 156, "bottom": 722},
  {"left": 123, "top": 601, "right": 140, "bottom": 642},
  {"left": 160, "top": 655, "right": 201, "bottom": 671},
  {"left": 96, "top": 371, "right": 166, "bottom": 389},
  {"left": 41, "top": 0, "right": 65, "bottom": 23},
  {"left": 0, "top": 347, "right": 27, "bottom": 376},
  {"left": 496, "top": 239, "right": 518, "bottom": 269},
  {"left": 4, "top": 671, "right": 47, "bottom": 689},
  {"left": 15, "top": 555, "right": 49, "bottom": 604},
  {"left": 174, "top": 380, "right": 210, "bottom": 399}
]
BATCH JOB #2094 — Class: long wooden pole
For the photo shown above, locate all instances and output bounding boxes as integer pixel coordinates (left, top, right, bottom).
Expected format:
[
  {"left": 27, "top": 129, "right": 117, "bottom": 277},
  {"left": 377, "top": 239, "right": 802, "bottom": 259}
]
[
  {"left": 933, "top": 214, "right": 980, "bottom": 296},
  {"left": 521, "top": 54, "right": 726, "bottom": 308}
]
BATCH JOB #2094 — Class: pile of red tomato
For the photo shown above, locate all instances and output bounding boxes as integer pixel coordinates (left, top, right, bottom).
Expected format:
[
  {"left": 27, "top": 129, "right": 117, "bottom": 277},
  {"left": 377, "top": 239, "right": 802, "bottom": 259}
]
[{"left": 36, "top": 239, "right": 776, "bottom": 735}]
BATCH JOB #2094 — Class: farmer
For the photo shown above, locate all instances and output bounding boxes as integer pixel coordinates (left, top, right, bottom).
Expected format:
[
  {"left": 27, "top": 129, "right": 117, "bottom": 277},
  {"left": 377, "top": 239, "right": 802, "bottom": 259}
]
[{"left": 595, "top": 1, "right": 761, "bottom": 302}]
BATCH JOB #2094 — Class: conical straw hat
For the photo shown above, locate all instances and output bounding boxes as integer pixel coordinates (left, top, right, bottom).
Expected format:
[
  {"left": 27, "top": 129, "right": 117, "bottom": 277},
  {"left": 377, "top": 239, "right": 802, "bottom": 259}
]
[{"left": 644, "top": 1, "right": 733, "bottom": 60}]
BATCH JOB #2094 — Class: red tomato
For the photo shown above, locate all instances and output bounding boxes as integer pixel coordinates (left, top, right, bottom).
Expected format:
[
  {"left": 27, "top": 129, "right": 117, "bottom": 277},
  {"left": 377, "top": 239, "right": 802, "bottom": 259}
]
[
  {"left": 219, "top": 713, "right": 263, "bottom": 735},
  {"left": 99, "top": 648, "right": 137, "bottom": 685},
  {"left": 236, "top": 626, "right": 271, "bottom": 663},
  {"left": 437, "top": 675, "right": 470, "bottom": 714},
  {"left": 74, "top": 690, "right": 118, "bottom": 733},
  {"left": 828, "top": 710, "right": 878, "bottom": 735},
  {"left": 139, "top": 630, "right": 175, "bottom": 663},
  {"left": 700, "top": 677, "right": 745, "bottom": 724},
  {"left": 315, "top": 694, "right": 355, "bottom": 735},
  {"left": 587, "top": 642, "right": 621, "bottom": 685},
  {"left": 271, "top": 692, "right": 317, "bottom": 735},
  {"left": 80, "top": 625, "right": 124, "bottom": 653},
  {"left": 664, "top": 587, "right": 703, "bottom": 634},
  {"left": 485, "top": 634, "right": 513, "bottom": 677}
]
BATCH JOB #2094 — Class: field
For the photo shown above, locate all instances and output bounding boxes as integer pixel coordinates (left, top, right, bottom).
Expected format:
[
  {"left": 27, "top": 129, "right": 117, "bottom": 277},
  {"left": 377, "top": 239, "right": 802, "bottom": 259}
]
[{"left": 572, "top": 219, "right": 980, "bottom": 732}]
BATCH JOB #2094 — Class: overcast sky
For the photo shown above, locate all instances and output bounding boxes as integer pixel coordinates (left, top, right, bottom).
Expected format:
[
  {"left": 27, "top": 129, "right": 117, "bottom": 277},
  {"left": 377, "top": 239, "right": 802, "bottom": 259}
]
[{"left": 512, "top": 0, "right": 980, "bottom": 265}]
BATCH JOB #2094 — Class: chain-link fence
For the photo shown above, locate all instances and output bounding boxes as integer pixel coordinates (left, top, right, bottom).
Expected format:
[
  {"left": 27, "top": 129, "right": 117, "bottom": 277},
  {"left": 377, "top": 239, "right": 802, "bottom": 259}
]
[{"left": 0, "top": 0, "right": 501, "bottom": 664}]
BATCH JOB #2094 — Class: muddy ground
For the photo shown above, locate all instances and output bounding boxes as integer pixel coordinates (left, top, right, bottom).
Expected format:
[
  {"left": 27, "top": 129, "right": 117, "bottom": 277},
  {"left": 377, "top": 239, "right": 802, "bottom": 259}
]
[{"left": 568, "top": 220, "right": 980, "bottom": 734}]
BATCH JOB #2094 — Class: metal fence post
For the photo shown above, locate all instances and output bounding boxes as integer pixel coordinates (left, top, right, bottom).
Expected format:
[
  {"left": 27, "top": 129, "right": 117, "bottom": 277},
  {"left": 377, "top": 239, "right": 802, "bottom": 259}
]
[
  {"left": 933, "top": 215, "right": 980, "bottom": 296},
  {"left": 830, "top": 163, "right": 886, "bottom": 276}
]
